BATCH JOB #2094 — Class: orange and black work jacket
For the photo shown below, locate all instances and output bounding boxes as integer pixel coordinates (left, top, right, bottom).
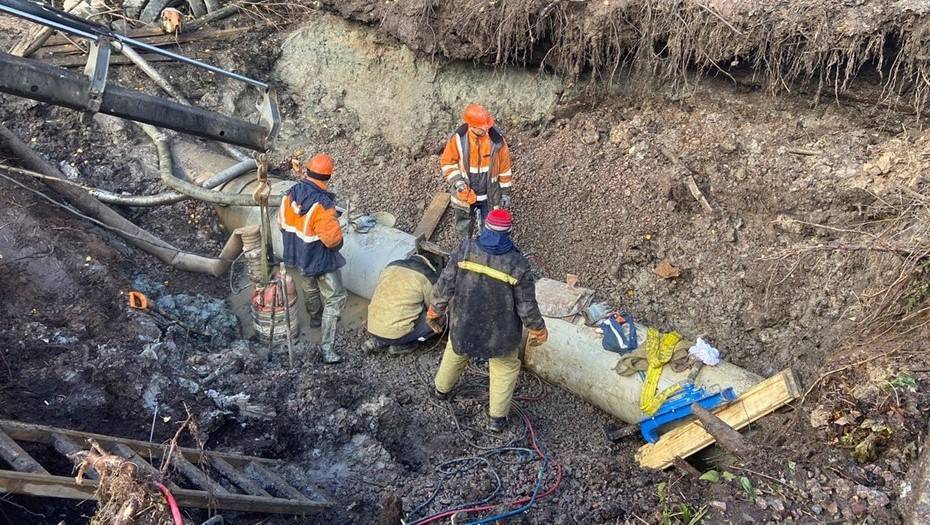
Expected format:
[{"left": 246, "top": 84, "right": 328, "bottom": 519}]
[
  {"left": 439, "top": 124, "right": 513, "bottom": 208},
  {"left": 277, "top": 179, "right": 345, "bottom": 277}
]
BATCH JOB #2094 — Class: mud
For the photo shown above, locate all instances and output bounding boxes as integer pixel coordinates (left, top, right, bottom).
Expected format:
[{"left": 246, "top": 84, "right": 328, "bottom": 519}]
[{"left": 1, "top": 5, "right": 930, "bottom": 525}]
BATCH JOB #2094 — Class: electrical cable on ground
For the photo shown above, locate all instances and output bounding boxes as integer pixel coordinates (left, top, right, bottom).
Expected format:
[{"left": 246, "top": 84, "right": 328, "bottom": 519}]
[{"left": 406, "top": 350, "right": 563, "bottom": 525}]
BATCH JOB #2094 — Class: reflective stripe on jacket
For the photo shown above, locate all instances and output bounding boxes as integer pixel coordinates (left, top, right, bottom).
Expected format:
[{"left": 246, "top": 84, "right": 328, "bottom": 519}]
[
  {"left": 439, "top": 124, "right": 512, "bottom": 207},
  {"left": 430, "top": 238, "right": 544, "bottom": 359},
  {"left": 277, "top": 179, "right": 345, "bottom": 277}
]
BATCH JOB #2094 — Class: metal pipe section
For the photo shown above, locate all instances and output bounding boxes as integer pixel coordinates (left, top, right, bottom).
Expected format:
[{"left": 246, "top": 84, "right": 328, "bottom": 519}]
[
  {"left": 90, "top": 159, "right": 257, "bottom": 207},
  {"left": 0, "top": 51, "right": 271, "bottom": 151},
  {"left": 523, "top": 317, "right": 762, "bottom": 424}
]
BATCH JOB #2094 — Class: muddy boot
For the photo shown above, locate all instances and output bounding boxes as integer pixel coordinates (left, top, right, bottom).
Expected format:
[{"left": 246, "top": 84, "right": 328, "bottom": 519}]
[
  {"left": 319, "top": 314, "right": 341, "bottom": 364},
  {"left": 388, "top": 343, "right": 417, "bottom": 356},
  {"left": 362, "top": 338, "right": 381, "bottom": 354},
  {"left": 431, "top": 387, "right": 451, "bottom": 401},
  {"left": 320, "top": 346, "right": 342, "bottom": 364},
  {"left": 488, "top": 416, "right": 508, "bottom": 433}
]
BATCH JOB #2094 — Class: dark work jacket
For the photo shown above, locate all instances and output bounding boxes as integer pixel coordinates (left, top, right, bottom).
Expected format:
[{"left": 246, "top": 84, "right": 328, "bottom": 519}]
[{"left": 430, "top": 237, "right": 545, "bottom": 359}]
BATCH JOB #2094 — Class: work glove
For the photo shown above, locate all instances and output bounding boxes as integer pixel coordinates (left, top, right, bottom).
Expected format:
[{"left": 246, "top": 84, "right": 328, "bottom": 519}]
[
  {"left": 426, "top": 306, "right": 446, "bottom": 334},
  {"left": 527, "top": 326, "right": 549, "bottom": 347}
]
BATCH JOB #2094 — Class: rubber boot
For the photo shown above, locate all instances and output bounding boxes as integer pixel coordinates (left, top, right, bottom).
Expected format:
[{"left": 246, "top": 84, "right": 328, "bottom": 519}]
[
  {"left": 319, "top": 314, "right": 342, "bottom": 364},
  {"left": 488, "top": 416, "right": 508, "bottom": 433}
]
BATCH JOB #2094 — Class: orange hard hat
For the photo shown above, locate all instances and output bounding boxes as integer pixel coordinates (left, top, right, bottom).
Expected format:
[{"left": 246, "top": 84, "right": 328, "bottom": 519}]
[
  {"left": 305, "top": 153, "right": 334, "bottom": 179},
  {"left": 463, "top": 103, "right": 494, "bottom": 131}
]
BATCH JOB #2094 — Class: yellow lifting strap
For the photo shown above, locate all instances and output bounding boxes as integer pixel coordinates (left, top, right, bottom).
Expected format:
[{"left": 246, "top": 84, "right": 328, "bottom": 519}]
[
  {"left": 640, "top": 327, "right": 684, "bottom": 415},
  {"left": 457, "top": 260, "right": 518, "bottom": 286}
]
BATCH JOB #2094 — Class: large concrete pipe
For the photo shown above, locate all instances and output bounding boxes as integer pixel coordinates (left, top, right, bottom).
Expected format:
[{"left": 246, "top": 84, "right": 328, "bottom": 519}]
[
  {"left": 176, "top": 142, "right": 761, "bottom": 425},
  {"left": 524, "top": 317, "right": 762, "bottom": 424}
]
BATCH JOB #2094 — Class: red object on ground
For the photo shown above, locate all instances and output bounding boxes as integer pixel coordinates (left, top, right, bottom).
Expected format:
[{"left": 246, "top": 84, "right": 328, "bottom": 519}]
[{"left": 153, "top": 481, "right": 184, "bottom": 525}]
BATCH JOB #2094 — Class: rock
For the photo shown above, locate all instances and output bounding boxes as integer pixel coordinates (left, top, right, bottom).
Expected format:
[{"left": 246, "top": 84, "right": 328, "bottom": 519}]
[
  {"left": 756, "top": 497, "right": 768, "bottom": 510},
  {"left": 855, "top": 484, "right": 890, "bottom": 507},
  {"left": 825, "top": 501, "right": 839, "bottom": 515},
  {"left": 155, "top": 293, "right": 239, "bottom": 342},
  {"left": 608, "top": 125, "right": 628, "bottom": 145},
  {"left": 708, "top": 500, "right": 727, "bottom": 512},
  {"left": 128, "top": 312, "right": 162, "bottom": 343},
  {"left": 810, "top": 406, "right": 831, "bottom": 428},
  {"left": 581, "top": 125, "right": 600, "bottom": 145},
  {"left": 851, "top": 501, "right": 868, "bottom": 515},
  {"left": 769, "top": 497, "right": 786, "bottom": 512},
  {"left": 833, "top": 478, "right": 852, "bottom": 498},
  {"left": 874, "top": 152, "right": 895, "bottom": 174}
]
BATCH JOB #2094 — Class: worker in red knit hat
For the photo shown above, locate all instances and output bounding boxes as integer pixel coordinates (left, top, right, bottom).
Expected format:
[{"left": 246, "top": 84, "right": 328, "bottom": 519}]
[{"left": 426, "top": 209, "right": 548, "bottom": 432}]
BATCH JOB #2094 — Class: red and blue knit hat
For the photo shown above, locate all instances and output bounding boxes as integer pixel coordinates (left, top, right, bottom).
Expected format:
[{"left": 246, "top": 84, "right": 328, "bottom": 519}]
[{"left": 485, "top": 209, "right": 513, "bottom": 232}]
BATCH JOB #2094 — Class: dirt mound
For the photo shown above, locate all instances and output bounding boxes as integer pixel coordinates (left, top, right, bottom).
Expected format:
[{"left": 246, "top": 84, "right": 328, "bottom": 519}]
[{"left": 320, "top": 0, "right": 930, "bottom": 109}]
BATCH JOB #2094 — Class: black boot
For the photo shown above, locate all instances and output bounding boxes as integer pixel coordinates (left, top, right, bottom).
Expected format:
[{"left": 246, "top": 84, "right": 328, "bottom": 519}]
[
  {"left": 388, "top": 343, "right": 417, "bottom": 356},
  {"left": 488, "top": 416, "right": 508, "bottom": 433}
]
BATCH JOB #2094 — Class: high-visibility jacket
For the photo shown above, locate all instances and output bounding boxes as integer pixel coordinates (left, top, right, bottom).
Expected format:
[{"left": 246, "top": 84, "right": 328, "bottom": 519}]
[
  {"left": 439, "top": 124, "right": 512, "bottom": 208},
  {"left": 430, "top": 237, "right": 545, "bottom": 359},
  {"left": 277, "top": 179, "right": 345, "bottom": 277},
  {"left": 367, "top": 255, "right": 439, "bottom": 340}
]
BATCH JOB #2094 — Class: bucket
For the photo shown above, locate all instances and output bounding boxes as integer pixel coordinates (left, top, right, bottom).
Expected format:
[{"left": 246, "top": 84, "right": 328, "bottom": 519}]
[{"left": 251, "top": 272, "right": 299, "bottom": 345}]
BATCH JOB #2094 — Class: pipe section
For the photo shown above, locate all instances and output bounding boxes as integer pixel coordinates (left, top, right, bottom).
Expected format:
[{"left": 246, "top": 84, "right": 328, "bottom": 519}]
[{"left": 523, "top": 317, "right": 762, "bottom": 424}]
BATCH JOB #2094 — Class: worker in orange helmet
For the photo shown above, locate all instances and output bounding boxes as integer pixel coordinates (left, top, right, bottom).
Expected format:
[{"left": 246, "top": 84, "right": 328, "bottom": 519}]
[
  {"left": 278, "top": 153, "right": 347, "bottom": 364},
  {"left": 439, "top": 103, "right": 514, "bottom": 238}
]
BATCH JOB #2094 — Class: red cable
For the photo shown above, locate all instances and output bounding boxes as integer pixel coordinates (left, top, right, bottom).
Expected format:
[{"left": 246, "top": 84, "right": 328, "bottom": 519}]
[
  {"left": 414, "top": 407, "right": 563, "bottom": 525},
  {"left": 153, "top": 481, "right": 184, "bottom": 525}
]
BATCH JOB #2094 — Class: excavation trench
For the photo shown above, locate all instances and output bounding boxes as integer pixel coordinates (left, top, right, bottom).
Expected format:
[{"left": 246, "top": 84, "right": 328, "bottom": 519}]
[{"left": 174, "top": 140, "right": 762, "bottom": 428}]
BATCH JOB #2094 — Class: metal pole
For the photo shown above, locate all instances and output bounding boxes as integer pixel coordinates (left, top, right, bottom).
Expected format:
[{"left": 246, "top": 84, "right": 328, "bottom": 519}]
[{"left": 279, "top": 263, "right": 295, "bottom": 369}]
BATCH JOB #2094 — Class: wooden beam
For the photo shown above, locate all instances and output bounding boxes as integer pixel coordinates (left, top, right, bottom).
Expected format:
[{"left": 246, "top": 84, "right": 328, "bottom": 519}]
[
  {"left": 636, "top": 369, "right": 801, "bottom": 470},
  {"left": 170, "top": 452, "right": 231, "bottom": 495},
  {"left": 0, "top": 431, "right": 47, "bottom": 474},
  {"left": 50, "top": 433, "right": 97, "bottom": 480},
  {"left": 0, "top": 470, "right": 330, "bottom": 514},
  {"left": 42, "top": 27, "right": 163, "bottom": 47},
  {"left": 43, "top": 53, "right": 175, "bottom": 68},
  {"left": 412, "top": 192, "right": 450, "bottom": 240},
  {"left": 245, "top": 461, "right": 315, "bottom": 503},
  {"left": 211, "top": 457, "right": 272, "bottom": 497},
  {"left": 0, "top": 419, "right": 279, "bottom": 467}
]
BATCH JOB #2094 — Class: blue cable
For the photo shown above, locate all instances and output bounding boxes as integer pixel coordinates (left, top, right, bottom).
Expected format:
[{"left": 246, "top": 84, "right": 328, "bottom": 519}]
[{"left": 465, "top": 423, "right": 551, "bottom": 525}]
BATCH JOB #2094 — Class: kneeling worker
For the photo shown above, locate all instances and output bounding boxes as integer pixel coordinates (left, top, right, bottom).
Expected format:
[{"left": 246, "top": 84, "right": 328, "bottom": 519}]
[
  {"left": 365, "top": 252, "right": 444, "bottom": 355},
  {"left": 426, "top": 209, "right": 548, "bottom": 432}
]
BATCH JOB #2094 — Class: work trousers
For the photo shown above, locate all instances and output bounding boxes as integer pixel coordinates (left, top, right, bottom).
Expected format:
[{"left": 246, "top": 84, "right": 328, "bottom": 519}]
[
  {"left": 370, "top": 313, "right": 437, "bottom": 348},
  {"left": 434, "top": 339, "right": 521, "bottom": 418},
  {"left": 303, "top": 270, "right": 347, "bottom": 353},
  {"left": 453, "top": 201, "right": 489, "bottom": 238}
]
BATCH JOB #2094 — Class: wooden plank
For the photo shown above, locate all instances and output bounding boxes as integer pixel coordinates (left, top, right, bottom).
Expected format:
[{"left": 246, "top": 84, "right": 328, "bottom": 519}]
[
  {"left": 412, "top": 192, "right": 450, "bottom": 240},
  {"left": 44, "top": 53, "right": 175, "bottom": 68},
  {"left": 636, "top": 369, "right": 801, "bottom": 470},
  {"left": 42, "top": 27, "right": 163, "bottom": 47},
  {"left": 245, "top": 461, "right": 316, "bottom": 503},
  {"left": 170, "top": 452, "right": 231, "bottom": 495},
  {"left": 0, "top": 419, "right": 279, "bottom": 467},
  {"left": 38, "top": 25, "right": 259, "bottom": 57},
  {"left": 50, "top": 433, "right": 97, "bottom": 480},
  {"left": 0, "top": 430, "right": 47, "bottom": 474},
  {"left": 0, "top": 470, "right": 330, "bottom": 514},
  {"left": 211, "top": 457, "right": 272, "bottom": 498}
]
